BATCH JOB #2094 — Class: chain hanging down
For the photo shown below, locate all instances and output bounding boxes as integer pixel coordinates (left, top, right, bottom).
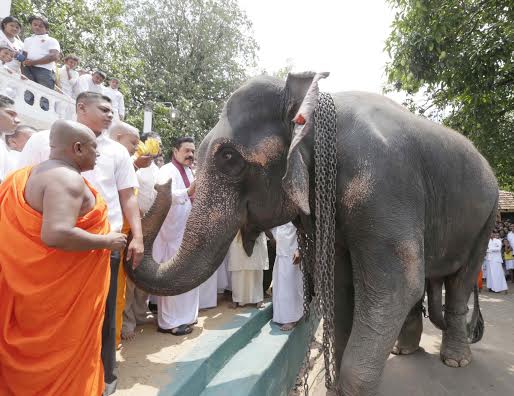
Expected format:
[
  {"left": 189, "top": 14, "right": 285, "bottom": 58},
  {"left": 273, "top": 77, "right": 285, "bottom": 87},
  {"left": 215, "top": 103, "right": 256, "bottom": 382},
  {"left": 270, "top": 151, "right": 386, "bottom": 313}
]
[{"left": 298, "top": 92, "right": 338, "bottom": 394}]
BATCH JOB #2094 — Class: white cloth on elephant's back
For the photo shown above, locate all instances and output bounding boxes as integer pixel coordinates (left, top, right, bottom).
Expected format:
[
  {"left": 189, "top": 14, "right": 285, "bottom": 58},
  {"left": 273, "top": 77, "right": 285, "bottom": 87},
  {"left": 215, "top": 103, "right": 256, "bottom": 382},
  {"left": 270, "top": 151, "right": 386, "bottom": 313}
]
[
  {"left": 153, "top": 161, "right": 199, "bottom": 329},
  {"left": 272, "top": 223, "right": 303, "bottom": 324},
  {"left": 136, "top": 162, "right": 159, "bottom": 215},
  {"left": 228, "top": 232, "right": 268, "bottom": 305},
  {"left": 485, "top": 238, "right": 508, "bottom": 292},
  {"left": 199, "top": 271, "right": 218, "bottom": 309}
]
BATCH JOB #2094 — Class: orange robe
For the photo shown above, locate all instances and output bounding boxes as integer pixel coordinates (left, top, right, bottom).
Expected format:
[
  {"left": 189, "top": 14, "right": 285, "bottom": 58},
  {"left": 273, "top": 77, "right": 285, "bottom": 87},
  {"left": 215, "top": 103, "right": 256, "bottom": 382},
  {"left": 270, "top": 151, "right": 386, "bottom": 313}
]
[{"left": 0, "top": 167, "right": 111, "bottom": 396}]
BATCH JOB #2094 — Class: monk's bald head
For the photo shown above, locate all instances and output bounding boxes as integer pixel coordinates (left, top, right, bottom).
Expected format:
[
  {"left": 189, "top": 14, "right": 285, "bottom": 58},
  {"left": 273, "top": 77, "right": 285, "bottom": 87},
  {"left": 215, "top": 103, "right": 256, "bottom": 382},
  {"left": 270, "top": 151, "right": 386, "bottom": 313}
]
[
  {"left": 50, "top": 120, "right": 96, "bottom": 149},
  {"left": 109, "top": 121, "right": 140, "bottom": 155},
  {"left": 49, "top": 120, "right": 98, "bottom": 172}
]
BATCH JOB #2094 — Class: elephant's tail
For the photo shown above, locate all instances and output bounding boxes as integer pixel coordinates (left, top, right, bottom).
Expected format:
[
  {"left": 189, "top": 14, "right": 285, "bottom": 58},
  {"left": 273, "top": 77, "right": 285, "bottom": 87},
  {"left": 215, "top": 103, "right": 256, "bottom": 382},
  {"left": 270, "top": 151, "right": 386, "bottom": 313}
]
[
  {"left": 467, "top": 284, "right": 484, "bottom": 343},
  {"left": 427, "top": 278, "right": 447, "bottom": 330}
]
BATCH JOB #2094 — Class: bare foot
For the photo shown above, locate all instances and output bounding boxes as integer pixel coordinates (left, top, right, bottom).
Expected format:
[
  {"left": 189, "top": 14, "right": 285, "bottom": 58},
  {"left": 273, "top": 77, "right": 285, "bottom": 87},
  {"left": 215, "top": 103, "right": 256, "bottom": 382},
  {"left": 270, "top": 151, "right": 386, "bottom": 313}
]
[
  {"left": 229, "top": 302, "right": 238, "bottom": 309},
  {"left": 121, "top": 331, "right": 136, "bottom": 341},
  {"left": 256, "top": 301, "right": 263, "bottom": 309},
  {"left": 280, "top": 322, "right": 296, "bottom": 331}
]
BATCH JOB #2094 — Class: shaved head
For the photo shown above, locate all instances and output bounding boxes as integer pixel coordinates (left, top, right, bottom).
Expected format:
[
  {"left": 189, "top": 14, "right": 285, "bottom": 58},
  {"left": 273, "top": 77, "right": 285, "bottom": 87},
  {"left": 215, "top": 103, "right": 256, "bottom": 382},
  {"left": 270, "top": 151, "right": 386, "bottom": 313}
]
[
  {"left": 109, "top": 121, "right": 140, "bottom": 155},
  {"left": 108, "top": 121, "right": 139, "bottom": 139},
  {"left": 50, "top": 120, "right": 96, "bottom": 149},
  {"left": 49, "top": 120, "right": 98, "bottom": 172}
]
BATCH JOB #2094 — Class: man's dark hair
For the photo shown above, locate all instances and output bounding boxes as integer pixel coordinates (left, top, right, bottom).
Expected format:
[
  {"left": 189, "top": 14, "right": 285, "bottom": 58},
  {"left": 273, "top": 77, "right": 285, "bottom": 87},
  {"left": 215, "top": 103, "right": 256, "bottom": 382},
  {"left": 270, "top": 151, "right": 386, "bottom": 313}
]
[
  {"left": 28, "top": 15, "right": 49, "bottom": 30},
  {"left": 0, "top": 94, "right": 15, "bottom": 109},
  {"left": 1, "top": 16, "right": 22, "bottom": 31},
  {"left": 173, "top": 136, "right": 194, "bottom": 150},
  {"left": 76, "top": 91, "right": 111, "bottom": 108},
  {"left": 93, "top": 70, "right": 107, "bottom": 80}
]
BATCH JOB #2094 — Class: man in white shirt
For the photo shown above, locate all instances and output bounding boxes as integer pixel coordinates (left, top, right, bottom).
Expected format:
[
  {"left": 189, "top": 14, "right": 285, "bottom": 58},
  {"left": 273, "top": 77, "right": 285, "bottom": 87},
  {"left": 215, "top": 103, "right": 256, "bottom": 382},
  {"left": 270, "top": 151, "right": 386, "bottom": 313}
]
[
  {"left": 485, "top": 231, "right": 508, "bottom": 293},
  {"left": 4, "top": 125, "right": 36, "bottom": 174},
  {"left": 271, "top": 222, "right": 303, "bottom": 331},
  {"left": 57, "top": 54, "right": 79, "bottom": 97},
  {"left": 5, "top": 124, "right": 36, "bottom": 152},
  {"left": 153, "top": 137, "right": 200, "bottom": 335},
  {"left": 104, "top": 78, "right": 125, "bottom": 120},
  {"left": 18, "top": 92, "right": 144, "bottom": 395},
  {"left": 0, "top": 95, "right": 20, "bottom": 182},
  {"left": 22, "top": 16, "right": 60, "bottom": 110},
  {"left": 76, "top": 70, "right": 106, "bottom": 96}
]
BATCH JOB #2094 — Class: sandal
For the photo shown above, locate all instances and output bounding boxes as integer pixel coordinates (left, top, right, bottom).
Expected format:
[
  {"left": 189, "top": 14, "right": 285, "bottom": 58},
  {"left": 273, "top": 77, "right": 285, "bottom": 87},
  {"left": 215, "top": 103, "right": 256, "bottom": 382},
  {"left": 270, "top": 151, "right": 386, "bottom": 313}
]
[{"left": 157, "top": 324, "right": 192, "bottom": 336}]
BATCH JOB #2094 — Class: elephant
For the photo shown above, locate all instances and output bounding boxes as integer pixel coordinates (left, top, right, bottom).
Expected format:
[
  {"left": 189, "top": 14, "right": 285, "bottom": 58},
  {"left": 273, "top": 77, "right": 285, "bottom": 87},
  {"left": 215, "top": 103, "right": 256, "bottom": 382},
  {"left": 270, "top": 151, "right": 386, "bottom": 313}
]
[{"left": 125, "top": 72, "right": 499, "bottom": 396}]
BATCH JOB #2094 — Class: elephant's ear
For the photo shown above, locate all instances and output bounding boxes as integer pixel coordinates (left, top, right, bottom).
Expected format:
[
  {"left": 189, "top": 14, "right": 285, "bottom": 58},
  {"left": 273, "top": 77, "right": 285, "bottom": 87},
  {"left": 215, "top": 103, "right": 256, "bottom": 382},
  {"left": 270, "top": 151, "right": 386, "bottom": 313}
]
[{"left": 282, "top": 71, "right": 329, "bottom": 215}]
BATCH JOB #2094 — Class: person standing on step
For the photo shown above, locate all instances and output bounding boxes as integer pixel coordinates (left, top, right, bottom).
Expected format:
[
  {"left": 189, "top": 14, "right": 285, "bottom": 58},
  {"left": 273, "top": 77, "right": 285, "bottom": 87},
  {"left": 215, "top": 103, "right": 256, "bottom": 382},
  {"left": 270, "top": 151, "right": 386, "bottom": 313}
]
[{"left": 271, "top": 222, "right": 304, "bottom": 331}]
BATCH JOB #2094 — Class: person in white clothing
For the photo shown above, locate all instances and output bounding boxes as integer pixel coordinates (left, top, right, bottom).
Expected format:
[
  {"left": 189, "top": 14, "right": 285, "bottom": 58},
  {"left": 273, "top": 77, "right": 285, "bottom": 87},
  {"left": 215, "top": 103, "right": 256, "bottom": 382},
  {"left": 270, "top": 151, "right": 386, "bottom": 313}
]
[
  {"left": 227, "top": 231, "right": 268, "bottom": 308},
  {"left": 0, "top": 16, "right": 24, "bottom": 73},
  {"left": 105, "top": 78, "right": 125, "bottom": 120},
  {"left": 57, "top": 54, "right": 79, "bottom": 97},
  {"left": 153, "top": 137, "right": 199, "bottom": 335},
  {"left": 22, "top": 16, "right": 60, "bottom": 110},
  {"left": 15, "top": 92, "right": 144, "bottom": 395},
  {"left": 5, "top": 125, "right": 36, "bottom": 152},
  {"left": 76, "top": 70, "right": 106, "bottom": 95},
  {"left": 485, "top": 232, "right": 508, "bottom": 293},
  {"left": 4, "top": 125, "right": 36, "bottom": 175},
  {"left": 271, "top": 222, "right": 304, "bottom": 331},
  {"left": 0, "top": 95, "right": 20, "bottom": 182}
]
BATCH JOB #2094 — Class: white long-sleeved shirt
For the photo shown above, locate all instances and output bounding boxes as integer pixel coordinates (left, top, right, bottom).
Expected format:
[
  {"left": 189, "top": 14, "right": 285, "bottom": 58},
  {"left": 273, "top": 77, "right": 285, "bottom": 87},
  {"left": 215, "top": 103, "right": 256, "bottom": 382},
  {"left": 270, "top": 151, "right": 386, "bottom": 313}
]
[{"left": 104, "top": 87, "right": 125, "bottom": 119}]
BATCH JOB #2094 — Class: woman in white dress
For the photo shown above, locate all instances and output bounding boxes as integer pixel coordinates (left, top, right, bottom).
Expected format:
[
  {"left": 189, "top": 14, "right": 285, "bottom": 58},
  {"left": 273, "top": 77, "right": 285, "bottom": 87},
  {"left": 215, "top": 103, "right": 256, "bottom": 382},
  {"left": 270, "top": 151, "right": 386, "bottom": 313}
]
[{"left": 485, "top": 232, "right": 508, "bottom": 293}]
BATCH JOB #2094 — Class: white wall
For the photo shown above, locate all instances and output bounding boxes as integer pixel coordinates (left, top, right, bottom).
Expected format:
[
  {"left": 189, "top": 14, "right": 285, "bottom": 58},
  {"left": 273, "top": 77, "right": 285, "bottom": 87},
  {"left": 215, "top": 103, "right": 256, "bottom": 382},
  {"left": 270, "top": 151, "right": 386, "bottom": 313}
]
[{"left": 0, "top": 1, "right": 12, "bottom": 19}]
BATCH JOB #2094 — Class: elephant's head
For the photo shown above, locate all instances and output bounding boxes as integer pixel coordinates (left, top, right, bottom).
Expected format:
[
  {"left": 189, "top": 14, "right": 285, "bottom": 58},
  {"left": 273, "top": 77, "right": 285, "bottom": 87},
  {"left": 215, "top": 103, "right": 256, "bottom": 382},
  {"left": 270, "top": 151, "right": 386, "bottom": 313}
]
[{"left": 125, "top": 72, "right": 328, "bottom": 296}]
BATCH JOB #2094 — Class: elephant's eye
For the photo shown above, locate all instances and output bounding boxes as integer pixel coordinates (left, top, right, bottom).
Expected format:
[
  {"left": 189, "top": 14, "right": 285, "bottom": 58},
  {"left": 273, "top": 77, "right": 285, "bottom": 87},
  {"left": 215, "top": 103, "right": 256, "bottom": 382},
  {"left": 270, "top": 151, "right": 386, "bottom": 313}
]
[{"left": 215, "top": 146, "right": 246, "bottom": 178}]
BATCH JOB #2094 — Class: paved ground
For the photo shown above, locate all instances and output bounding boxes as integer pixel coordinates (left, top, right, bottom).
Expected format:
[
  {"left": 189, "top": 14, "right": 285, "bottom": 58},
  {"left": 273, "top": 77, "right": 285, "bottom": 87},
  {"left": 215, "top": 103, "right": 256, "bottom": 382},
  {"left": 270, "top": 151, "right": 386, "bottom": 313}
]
[
  {"left": 306, "top": 283, "right": 514, "bottom": 396},
  {"left": 112, "top": 294, "right": 259, "bottom": 396}
]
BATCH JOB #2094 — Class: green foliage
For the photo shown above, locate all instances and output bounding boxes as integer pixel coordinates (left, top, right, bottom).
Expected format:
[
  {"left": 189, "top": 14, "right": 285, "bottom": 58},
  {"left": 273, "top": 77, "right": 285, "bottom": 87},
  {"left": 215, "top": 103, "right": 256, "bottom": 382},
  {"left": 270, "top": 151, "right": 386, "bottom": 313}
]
[
  {"left": 385, "top": 0, "right": 514, "bottom": 191},
  {"left": 125, "top": 0, "right": 258, "bottom": 154}
]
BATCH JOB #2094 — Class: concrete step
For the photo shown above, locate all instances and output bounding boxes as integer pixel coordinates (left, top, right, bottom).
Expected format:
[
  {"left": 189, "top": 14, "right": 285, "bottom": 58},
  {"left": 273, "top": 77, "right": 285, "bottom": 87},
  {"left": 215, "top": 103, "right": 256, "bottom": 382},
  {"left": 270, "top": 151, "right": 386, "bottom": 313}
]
[
  {"left": 158, "top": 302, "right": 273, "bottom": 396},
  {"left": 200, "top": 314, "right": 317, "bottom": 396}
]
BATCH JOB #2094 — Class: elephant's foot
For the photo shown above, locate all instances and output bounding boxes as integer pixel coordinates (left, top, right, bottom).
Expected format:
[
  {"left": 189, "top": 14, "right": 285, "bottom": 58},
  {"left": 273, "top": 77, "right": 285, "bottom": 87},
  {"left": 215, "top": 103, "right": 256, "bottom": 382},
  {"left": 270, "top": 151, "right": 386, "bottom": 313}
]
[
  {"left": 440, "top": 332, "right": 472, "bottom": 368},
  {"left": 391, "top": 340, "right": 420, "bottom": 355}
]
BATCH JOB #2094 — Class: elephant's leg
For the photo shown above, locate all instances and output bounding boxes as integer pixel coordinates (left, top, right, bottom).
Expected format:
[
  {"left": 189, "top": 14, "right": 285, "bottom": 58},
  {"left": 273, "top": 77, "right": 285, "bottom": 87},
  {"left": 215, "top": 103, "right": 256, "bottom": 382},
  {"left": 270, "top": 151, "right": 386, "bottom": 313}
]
[
  {"left": 337, "top": 248, "right": 424, "bottom": 395},
  {"left": 334, "top": 248, "right": 354, "bottom": 375},
  {"left": 440, "top": 272, "right": 473, "bottom": 368},
  {"left": 392, "top": 299, "right": 423, "bottom": 355}
]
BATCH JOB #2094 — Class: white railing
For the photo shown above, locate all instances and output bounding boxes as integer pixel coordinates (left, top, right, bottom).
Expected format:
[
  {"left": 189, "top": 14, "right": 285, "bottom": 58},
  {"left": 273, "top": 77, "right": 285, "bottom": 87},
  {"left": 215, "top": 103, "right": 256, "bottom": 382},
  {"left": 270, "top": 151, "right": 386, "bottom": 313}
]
[{"left": 0, "top": 68, "right": 75, "bottom": 130}]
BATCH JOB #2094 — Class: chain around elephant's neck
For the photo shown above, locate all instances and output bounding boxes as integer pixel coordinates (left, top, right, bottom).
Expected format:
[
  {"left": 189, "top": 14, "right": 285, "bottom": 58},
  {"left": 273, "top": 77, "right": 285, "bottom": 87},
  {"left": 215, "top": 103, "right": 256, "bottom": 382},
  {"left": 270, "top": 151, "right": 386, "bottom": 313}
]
[{"left": 298, "top": 91, "right": 338, "bottom": 394}]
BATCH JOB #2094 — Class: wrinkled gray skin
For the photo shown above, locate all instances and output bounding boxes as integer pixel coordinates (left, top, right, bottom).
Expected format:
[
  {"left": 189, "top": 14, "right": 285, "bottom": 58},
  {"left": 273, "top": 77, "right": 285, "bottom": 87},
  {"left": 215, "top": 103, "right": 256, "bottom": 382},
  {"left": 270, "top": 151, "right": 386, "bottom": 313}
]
[{"left": 125, "top": 72, "right": 499, "bottom": 395}]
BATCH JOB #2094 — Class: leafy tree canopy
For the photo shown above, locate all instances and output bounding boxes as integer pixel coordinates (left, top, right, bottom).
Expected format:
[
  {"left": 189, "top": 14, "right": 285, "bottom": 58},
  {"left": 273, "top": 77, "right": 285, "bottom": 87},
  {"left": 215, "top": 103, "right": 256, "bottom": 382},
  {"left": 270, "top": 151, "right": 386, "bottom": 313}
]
[{"left": 385, "top": 0, "right": 514, "bottom": 191}]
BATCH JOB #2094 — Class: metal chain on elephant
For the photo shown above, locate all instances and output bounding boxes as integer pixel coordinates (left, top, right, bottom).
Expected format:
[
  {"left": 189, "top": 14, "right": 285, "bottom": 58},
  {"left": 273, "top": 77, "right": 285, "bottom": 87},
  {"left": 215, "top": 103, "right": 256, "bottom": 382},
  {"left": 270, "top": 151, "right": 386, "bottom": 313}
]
[{"left": 298, "top": 92, "right": 338, "bottom": 394}]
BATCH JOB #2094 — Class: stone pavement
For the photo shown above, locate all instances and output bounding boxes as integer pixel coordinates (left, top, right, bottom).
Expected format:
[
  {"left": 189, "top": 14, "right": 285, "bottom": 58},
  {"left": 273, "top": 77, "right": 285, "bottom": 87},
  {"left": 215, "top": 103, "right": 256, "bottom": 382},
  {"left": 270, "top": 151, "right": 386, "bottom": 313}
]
[{"left": 305, "top": 283, "right": 514, "bottom": 396}]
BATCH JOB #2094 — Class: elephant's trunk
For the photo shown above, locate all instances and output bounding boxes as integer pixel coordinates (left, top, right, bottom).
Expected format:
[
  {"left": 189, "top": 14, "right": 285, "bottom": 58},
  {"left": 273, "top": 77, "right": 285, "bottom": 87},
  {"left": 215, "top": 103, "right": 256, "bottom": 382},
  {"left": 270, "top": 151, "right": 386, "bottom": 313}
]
[{"left": 124, "top": 172, "right": 241, "bottom": 296}]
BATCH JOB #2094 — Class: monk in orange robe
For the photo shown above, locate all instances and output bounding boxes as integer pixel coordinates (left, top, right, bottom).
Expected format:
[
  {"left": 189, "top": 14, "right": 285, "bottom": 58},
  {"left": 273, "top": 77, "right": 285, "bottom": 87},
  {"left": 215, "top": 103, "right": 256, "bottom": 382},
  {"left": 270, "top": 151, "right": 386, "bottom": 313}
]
[{"left": 0, "top": 120, "right": 127, "bottom": 396}]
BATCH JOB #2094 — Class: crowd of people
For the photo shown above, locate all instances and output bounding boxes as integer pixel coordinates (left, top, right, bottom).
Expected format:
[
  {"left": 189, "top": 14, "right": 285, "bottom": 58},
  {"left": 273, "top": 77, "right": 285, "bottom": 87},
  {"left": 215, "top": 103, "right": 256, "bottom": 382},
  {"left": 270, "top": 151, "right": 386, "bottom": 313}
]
[
  {"left": 0, "top": 15, "right": 125, "bottom": 118},
  {"left": 0, "top": 77, "right": 304, "bottom": 394},
  {"left": 479, "top": 220, "right": 514, "bottom": 294}
]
